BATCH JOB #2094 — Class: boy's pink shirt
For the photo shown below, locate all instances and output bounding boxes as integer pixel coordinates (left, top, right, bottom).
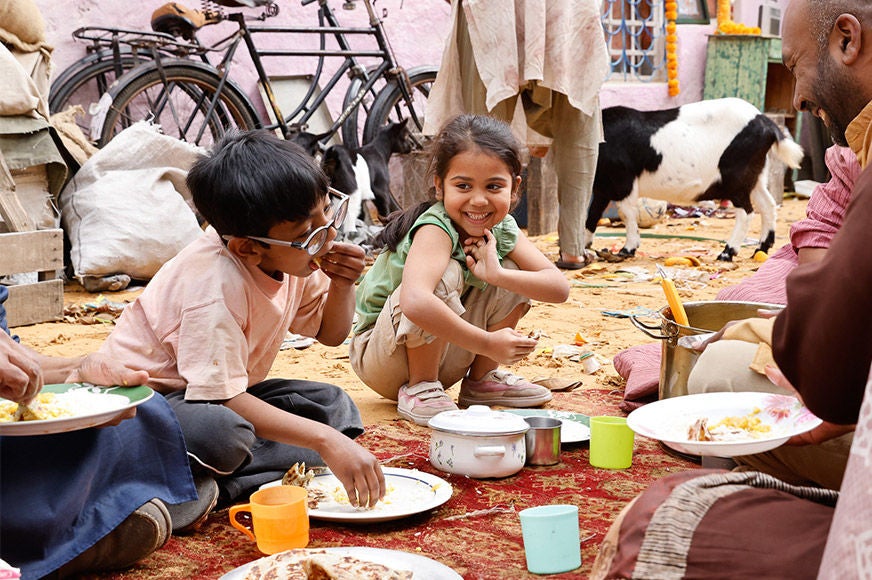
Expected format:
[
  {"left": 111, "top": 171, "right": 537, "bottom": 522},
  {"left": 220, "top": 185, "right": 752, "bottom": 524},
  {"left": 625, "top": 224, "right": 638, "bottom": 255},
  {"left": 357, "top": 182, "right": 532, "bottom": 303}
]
[{"left": 99, "top": 229, "right": 330, "bottom": 401}]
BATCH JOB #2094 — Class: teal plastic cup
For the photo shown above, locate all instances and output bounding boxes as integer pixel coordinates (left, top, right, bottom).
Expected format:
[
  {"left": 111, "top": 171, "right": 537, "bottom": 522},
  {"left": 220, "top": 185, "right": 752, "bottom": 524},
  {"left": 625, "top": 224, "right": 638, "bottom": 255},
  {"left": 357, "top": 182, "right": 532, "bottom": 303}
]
[
  {"left": 589, "top": 416, "right": 635, "bottom": 469},
  {"left": 519, "top": 504, "right": 581, "bottom": 574}
]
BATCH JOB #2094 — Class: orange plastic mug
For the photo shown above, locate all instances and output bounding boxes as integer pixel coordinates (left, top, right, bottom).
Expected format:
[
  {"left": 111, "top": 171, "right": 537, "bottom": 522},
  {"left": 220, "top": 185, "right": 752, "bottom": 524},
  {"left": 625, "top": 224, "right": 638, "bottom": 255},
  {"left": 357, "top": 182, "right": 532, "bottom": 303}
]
[{"left": 229, "top": 485, "right": 309, "bottom": 554}]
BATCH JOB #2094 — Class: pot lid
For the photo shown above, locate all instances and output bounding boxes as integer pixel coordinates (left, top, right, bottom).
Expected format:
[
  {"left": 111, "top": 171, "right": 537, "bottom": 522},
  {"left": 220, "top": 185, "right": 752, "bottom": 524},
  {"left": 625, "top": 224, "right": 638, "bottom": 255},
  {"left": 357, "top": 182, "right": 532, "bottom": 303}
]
[{"left": 428, "top": 405, "right": 530, "bottom": 435}]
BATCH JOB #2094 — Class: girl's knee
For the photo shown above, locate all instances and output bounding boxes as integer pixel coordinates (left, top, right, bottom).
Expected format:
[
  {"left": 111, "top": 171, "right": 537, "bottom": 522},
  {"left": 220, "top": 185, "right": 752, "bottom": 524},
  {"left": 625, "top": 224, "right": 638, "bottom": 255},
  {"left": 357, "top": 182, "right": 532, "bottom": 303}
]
[{"left": 434, "top": 261, "right": 464, "bottom": 300}]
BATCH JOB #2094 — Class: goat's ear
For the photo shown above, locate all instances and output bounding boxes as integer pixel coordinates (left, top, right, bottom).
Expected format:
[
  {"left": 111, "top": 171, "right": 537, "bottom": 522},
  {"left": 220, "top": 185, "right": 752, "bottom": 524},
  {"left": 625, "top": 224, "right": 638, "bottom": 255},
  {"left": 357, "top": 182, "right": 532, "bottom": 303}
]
[
  {"left": 398, "top": 117, "right": 409, "bottom": 129},
  {"left": 321, "top": 147, "right": 337, "bottom": 176},
  {"left": 833, "top": 13, "right": 862, "bottom": 64}
]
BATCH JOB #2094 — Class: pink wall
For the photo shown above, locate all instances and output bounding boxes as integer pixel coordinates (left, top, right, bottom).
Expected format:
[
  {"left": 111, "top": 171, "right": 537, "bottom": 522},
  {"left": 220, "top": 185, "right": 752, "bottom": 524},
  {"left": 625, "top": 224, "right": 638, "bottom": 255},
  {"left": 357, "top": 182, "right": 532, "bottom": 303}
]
[
  {"left": 36, "top": 0, "right": 717, "bottom": 118},
  {"left": 36, "top": 0, "right": 451, "bottom": 119},
  {"left": 732, "top": 0, "right": 788, "bottom": 34}
]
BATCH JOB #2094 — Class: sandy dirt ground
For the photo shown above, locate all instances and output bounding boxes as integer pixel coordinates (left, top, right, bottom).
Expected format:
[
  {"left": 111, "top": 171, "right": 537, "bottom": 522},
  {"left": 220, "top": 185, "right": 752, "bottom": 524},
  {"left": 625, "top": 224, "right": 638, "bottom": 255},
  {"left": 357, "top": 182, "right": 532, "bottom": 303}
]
[{"left": 13, "top": 198, "right": 809, "bottom": 422}]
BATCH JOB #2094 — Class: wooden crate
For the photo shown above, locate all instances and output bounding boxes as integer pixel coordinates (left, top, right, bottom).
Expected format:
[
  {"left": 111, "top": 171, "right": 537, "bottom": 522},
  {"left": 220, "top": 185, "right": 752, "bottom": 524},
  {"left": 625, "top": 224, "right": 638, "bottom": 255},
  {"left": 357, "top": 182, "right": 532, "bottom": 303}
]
[{"left": 1, "top": 229, "right": 64, "bottom": 327}]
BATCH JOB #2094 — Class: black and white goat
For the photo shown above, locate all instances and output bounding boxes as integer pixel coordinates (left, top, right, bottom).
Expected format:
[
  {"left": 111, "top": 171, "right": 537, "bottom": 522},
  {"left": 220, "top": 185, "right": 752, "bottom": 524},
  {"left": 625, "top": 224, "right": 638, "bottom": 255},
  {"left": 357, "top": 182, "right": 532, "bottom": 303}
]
[
  {"left": 586, "top": 97, "right": 804, "bottom": 261},
  {"left": 321, "top": 119, "right": 411, "bottom": 233}
]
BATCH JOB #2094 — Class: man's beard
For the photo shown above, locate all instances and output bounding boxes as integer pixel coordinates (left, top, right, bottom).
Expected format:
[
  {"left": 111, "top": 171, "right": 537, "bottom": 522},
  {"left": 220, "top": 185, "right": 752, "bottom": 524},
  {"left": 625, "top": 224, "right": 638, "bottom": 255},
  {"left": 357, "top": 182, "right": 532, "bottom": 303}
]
[{"left": 816, "top": 55, "right": 864, "bottom": 147}]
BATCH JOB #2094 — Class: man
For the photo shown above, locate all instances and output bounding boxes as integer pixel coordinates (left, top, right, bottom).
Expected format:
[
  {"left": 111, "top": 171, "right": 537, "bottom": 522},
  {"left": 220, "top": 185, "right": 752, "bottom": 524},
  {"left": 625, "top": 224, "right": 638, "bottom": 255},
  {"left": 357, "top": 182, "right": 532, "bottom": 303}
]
[
  {"left": 773, "top": 1, "right": 872, "bottom": 575},
  {"left": 0, "top": 286, "right": 197, "bottom": 578},
  {"left": 591, "top": 1, "right": 872, "bottom": 577},
  {"left": 678, "top": 0, "right": 872, "bottom": 491}
]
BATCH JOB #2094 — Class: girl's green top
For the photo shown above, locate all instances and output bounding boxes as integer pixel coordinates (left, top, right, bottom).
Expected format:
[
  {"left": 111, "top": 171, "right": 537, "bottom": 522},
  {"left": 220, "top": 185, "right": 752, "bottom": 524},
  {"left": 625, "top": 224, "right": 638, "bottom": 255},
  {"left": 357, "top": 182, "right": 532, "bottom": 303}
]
[{"left": 353, "top": 201, "right": 519, "bottom": 334}]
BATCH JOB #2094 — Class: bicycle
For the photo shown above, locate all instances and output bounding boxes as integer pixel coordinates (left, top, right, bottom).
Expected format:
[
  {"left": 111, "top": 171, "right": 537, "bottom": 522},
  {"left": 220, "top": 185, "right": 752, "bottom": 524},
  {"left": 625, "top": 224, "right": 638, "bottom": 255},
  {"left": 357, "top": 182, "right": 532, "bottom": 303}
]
[
  {"left": 89, "top": 0, "right": 437, "bottom": 152},
  {"left": 48, "top": 26, "right": 208, "bottom": 139}
]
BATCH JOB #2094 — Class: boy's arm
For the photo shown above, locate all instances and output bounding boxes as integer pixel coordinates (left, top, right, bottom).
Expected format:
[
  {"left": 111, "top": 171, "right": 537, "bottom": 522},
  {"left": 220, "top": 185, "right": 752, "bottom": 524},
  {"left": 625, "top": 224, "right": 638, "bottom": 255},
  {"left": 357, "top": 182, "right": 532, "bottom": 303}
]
[
  {"left": 16, "top": 341, "right": 148, "bottom": 389},
  {"left": 465, "top": 230, "right": 569, "bottom": 303},
  {"left": 2, "top": 335, "right": 146, "bottom": 425},
  {"left": 224, "top": 391, "right": 385, "bottom": 507},
  {"left": 315, "top": 242, "right": 366, "bottom": 346}
]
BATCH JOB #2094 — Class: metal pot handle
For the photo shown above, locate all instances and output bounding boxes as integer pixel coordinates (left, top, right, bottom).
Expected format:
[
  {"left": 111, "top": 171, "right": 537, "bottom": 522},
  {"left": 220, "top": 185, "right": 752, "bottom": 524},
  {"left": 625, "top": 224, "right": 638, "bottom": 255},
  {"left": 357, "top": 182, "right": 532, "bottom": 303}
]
[{"left": 629, "top": 314, "right": 674, "bottom": 340}]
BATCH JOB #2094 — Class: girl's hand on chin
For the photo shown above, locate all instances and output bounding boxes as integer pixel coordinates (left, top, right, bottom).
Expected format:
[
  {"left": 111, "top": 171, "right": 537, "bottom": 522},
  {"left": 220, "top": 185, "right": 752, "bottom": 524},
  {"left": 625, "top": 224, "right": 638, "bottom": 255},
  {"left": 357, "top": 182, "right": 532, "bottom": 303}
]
[{"left": 464, "top": 229, "right": 500, "bottom": 282}]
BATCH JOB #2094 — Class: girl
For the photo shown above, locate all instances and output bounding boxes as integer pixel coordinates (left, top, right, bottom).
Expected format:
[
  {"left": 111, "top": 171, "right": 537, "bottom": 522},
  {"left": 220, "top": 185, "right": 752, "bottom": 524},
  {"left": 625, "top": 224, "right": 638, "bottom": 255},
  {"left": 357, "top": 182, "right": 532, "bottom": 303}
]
[{"left": 350, "top": 114, "right": 570, "bottom": 425}]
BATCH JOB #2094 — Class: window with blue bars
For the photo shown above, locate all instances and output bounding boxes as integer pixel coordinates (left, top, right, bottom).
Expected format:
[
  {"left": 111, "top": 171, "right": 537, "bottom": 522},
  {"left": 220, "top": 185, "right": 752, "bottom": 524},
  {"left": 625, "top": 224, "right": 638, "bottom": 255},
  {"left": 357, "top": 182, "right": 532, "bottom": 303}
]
[{"left": 601, "top": 0, "right": 666, "bottom": 82}]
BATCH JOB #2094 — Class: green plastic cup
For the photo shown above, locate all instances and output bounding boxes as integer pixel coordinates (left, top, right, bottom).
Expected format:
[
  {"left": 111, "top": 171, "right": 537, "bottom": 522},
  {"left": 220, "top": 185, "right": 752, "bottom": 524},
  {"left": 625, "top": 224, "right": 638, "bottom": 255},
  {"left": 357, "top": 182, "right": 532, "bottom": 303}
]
[
  {"left": 519, "top": 504, "right": 581, "bottom": 574},
  {"left": 589, "top": 416, "right": 635, "bottom": 469}
]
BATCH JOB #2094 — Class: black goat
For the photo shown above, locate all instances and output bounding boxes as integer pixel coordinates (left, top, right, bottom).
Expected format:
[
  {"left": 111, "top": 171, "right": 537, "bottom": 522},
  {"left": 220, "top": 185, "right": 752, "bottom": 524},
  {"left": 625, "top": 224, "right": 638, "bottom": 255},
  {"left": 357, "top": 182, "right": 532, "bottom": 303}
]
[{"left": 322, "top": 119, "right": 411, "bottom": 232}]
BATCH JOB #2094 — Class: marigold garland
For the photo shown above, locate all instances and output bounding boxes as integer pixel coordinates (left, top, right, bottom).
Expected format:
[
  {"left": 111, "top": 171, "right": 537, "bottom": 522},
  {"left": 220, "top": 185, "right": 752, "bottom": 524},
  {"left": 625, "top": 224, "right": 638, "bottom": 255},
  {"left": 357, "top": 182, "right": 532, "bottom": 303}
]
[
  {"left": 665, "top": 0, "right": 680, "bottom": 96},
  {"left": 716, "top": 0, "right": 761, "bottom": 35}
]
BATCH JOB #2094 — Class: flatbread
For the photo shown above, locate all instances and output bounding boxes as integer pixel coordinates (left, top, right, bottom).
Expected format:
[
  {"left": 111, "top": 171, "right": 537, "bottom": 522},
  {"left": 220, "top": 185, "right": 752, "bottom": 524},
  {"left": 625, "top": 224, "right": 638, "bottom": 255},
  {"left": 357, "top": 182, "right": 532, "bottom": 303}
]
[
  {"left": 303, "top": 551, "right": 413, "bottom": 579},
  {"left": 244, "top": 548, "right": 309, "bottom": 580},
  {"left": 244, "top": 549, "right": 413, "bottom": 580}
]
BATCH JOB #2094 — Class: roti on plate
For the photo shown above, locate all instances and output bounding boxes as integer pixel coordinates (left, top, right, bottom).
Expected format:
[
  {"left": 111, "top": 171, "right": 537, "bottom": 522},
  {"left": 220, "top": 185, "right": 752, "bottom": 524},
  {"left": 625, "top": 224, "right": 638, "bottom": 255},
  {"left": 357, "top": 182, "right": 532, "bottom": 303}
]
[{"left": 243, "top": 548, "right": 413, "bottom": 580}]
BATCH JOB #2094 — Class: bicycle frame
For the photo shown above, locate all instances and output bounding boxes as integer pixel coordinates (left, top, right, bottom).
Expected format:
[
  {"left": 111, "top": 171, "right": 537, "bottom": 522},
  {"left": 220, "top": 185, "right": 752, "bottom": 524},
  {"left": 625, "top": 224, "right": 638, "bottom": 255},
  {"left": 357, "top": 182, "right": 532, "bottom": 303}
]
[
  {"left": 195, "top": 0, "right": 410, "bottom": 142},
  {"left": 87, "top": 0, "right": 432, "bottom": 152}
]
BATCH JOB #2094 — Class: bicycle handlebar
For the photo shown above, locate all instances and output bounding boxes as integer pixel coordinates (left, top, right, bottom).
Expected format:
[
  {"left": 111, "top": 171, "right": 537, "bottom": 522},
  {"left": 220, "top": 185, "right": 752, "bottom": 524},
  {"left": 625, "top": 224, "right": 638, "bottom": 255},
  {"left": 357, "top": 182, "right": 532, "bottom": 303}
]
[{"left": 300, "top": 0, "right": 318, "bottom": 5}]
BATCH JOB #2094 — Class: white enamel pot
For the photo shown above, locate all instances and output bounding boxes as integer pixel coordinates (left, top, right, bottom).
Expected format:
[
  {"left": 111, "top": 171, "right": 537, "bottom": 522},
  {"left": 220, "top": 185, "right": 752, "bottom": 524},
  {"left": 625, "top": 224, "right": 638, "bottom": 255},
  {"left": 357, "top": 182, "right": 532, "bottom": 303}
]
[{"left": 427, "top": 405, "right": 530, "bottom": 478}]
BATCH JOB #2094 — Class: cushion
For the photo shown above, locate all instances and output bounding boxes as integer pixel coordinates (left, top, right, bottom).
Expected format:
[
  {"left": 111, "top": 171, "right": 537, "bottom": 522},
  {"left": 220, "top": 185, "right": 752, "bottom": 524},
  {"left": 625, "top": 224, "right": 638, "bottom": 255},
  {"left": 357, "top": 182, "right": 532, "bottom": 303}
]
[{"left": 613, "top": 342, "right": 661, "bottom": 412}]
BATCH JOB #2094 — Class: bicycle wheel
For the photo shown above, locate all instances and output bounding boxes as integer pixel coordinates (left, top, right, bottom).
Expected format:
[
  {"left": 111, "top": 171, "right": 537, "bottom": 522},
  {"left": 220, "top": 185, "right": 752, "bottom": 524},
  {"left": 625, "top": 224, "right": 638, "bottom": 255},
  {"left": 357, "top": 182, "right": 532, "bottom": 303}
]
[
  {"left": 362, "top": 66, "right": 437, "bottom": 210},
  {"left": 97, "top": 60, "right": 260, "bottom": 148},
  {"left": 339, "top": 64, "right": 387, "bottom": 150},
  {"left": 362, "top": 66, "right": 437, "bottom": 146},
  {"left": 49, "top": 49, "right": 154, "bottom": 139}
]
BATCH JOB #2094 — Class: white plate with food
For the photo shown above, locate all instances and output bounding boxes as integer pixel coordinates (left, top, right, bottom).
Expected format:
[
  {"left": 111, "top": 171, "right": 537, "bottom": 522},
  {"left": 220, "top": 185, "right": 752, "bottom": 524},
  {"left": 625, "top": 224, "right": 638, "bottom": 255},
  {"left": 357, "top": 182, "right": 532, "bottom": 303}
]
[
  {"left": 627, "top": 392, "right": 822, "bottom": 456},
  {"left": 219, "top": 546, "right": 461, "bottom": 580},
  {"left": 503, "top": 409, "right": 591, "bottom": 443},
  {"left": 0, "top": 383, "right": 154, "bottom": 436},
  {"left": 261, "top": 466, "right": 453, "bottom": 523}
]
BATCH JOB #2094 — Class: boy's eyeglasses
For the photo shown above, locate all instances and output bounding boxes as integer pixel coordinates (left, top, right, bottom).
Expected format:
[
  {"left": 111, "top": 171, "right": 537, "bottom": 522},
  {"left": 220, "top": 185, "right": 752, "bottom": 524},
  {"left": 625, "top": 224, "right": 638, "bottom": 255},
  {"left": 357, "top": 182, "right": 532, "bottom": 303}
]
[{"left": 222, "top": 188, "right": 349, "bottom": 256}]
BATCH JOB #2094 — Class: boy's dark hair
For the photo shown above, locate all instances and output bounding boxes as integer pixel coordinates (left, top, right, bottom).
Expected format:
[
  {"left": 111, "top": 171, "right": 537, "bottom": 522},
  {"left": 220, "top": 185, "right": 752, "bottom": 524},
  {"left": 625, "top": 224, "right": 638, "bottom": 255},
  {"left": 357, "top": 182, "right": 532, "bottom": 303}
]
[
  {"left": 187, "top": 130, "right": 330, "bottom": 237},
  {"left": 374, "top": 114, "right": 523, "bottom": 252}
]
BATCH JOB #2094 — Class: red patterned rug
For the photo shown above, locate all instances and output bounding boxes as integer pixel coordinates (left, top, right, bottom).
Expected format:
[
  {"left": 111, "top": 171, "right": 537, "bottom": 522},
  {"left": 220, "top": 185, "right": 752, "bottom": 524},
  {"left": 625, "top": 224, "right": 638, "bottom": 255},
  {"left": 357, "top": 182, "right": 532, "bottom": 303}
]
[{"left": 81, "top": 388, "right": 697, "bottom": 579}]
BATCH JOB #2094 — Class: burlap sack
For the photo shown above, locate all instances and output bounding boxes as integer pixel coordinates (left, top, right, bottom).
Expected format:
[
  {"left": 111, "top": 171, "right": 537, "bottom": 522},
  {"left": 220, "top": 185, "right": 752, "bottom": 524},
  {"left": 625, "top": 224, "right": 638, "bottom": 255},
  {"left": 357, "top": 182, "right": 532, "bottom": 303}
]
[
  {"left": 0, "top": 0, "right": 48, "bottom": 52},
  {"left": 0, "top": 43, "right": 41, "bottom": 117},
  {"left": 59, "top": 122, "right": 205, "bottom": 281},
  {"left": 50, "top": 106, "right": 100, "bottom": 169}
]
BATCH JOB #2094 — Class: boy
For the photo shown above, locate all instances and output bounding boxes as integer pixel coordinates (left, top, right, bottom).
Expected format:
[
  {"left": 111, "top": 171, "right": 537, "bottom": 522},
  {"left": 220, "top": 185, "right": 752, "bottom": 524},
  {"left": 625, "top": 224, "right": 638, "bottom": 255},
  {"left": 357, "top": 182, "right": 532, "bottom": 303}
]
[{"left": 99, "top": 131, "right": 385, "bottom": 533}]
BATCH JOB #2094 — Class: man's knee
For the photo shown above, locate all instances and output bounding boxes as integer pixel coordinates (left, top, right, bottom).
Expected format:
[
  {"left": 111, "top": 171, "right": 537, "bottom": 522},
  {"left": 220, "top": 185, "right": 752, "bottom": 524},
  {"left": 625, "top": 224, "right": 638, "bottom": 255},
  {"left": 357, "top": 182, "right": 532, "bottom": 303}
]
[{"left": 687, "top": 340, "right": 785, "bottom": 395}]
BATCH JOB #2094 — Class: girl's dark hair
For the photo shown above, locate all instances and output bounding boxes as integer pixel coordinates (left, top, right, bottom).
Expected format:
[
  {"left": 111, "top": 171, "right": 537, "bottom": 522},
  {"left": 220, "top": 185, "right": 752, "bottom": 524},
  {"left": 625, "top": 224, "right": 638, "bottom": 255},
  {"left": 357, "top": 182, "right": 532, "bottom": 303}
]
[
  {"left": 187, "top": 130, "right": 330, "bottom": 237},
  {"left": 374, "top": 114, "right": 523, "bottom": 252}
]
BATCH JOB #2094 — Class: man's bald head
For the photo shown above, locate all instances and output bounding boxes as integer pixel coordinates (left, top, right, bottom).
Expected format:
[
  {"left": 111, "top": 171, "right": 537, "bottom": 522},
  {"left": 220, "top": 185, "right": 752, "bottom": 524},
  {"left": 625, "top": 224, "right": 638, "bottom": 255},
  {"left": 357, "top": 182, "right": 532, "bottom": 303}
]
[
  {"left": 804, "top": 0, "right": 872, "bottom": 48},
  {"left": 783, "top": 0, "right": 872, "bottom": 146}
]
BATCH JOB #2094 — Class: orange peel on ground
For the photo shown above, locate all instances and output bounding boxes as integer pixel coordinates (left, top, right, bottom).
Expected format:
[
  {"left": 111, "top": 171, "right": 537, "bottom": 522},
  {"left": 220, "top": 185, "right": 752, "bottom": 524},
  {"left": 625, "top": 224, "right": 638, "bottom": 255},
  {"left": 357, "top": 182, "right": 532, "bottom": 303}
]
[{"left": 663, "top": 256, "right": 702, "bottom": 267}]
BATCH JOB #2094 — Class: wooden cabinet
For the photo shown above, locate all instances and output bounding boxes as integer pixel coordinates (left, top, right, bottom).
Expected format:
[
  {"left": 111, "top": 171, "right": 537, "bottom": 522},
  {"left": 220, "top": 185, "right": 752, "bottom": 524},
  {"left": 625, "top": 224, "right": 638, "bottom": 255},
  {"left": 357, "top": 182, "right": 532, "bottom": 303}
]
[{"left": 703, "top": 35, "right": 795, "bottom": 117}]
